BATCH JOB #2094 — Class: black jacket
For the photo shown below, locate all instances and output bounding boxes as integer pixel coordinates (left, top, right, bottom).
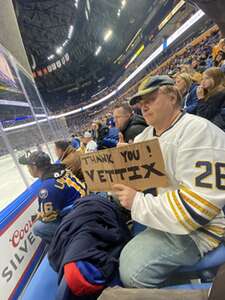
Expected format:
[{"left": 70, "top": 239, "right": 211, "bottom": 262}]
[
  {"left": 121, "top": 114, "right": 148, "bottom": 143},
  {"left": 48, "top": 195, "right": 130, "bottom": 282},
  {"left": 195, "top": 90, "right": 225, "bottom": 131}
]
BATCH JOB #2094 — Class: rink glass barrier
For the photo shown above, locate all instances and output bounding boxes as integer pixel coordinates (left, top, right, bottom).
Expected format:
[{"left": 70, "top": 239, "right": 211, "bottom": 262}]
[{"left": 0, "top": 44, "right": 69, "bottom": 299}]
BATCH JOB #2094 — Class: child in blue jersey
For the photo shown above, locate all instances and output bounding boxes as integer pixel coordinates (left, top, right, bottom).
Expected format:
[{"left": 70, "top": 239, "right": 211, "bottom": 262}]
[{"left": 19, "top": 151, "right": 86, "bottom": 243}]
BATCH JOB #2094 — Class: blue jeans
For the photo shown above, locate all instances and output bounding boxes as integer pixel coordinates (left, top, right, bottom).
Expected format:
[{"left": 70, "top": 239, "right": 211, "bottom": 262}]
[
  {"left": 119, "top": 228, "right": 201, "bottom": 288},
  {"left": 33, "top": 220, "right": 61, "bottom": 244}
]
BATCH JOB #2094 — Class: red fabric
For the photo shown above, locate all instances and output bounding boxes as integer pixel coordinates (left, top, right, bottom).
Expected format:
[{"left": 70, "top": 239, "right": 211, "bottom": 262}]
[{"left": 64, "top": 262, "right": 104, "bottom": 296}]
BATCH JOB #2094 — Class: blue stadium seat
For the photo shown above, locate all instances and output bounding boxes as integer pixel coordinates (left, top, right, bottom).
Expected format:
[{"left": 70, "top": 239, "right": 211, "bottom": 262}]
[
  {"left": 22, "top": 256, "right": 58, "bottom": 300},
  {"left": 167, "top": 244, "right": 225, "bottom": 290},
  {"left": 179, "top": 244, "right": 225, "bottom": 273},
  {"left": 23, "top": 244, "right": 225, "bottom": 297}
]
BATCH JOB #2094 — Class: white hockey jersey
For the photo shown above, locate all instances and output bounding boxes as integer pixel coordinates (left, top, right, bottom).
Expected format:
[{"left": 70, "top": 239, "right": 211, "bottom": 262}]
[{"left": 132, "top": 113, "right": 225, "bottom": 255}]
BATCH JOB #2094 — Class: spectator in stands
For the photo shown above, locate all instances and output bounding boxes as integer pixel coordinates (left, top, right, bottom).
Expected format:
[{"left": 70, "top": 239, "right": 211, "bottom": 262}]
[
  {"left": 191, "top": 58, "right": 201, "bottom": 71},
  {"left": 195, "top": 67, "right": 225, "bottom": 131},
  {"left": 18, "top": 151, "right": 86, "bottom": 244},
  {"left": 54, "top": 140, "right": 83, "bottom": 181},
  {"left": 91, "top": 121, "right": 98, "bottom": 141},
  {"left": 82, "top": 131, "right": 97, "bottom": 153},
  {"left": 92, "top": 121, "right": 119, "bottom": 150},
  {"left": 113, "top": 102, "right": 148, "bottom": 144},
  {"left": 113, "top": 75, "right": 225, "bottom": 288},
  {"left": 175, "top": 73, "right": 198, "bottom": 113},
  {"left": 130, "top": 103, "right": 142, "bottom": 116},
  {"left": 212, "top": 38, "right": 225, "bottom": 60},
  {"left": 180, "top": 64, "right": 202, "bottom": 84},
  {"left": 71, "top": 135, "right": 81, "bottom": 149},
  {"left": 106, "top": 114, "right": 116, "bottom": 128},
  {"left": 214, "top": 51, "right": 225, "bottom": 67}
]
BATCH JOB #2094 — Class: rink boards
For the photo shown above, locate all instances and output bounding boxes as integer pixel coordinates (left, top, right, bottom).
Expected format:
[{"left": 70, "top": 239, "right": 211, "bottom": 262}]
[{"left": 0, "top": 179, "right": 45, "bottom": 300}]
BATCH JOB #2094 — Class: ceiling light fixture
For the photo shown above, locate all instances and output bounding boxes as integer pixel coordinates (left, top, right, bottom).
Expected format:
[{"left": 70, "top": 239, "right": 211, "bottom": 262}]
[
  {"left": 68, "top": 25, "right": 74, "bottom": 39},
  {"left": 56, "top": 46, "right": 63, "bottom": 55},
  {"left": 85, "top": 9, "right": 89, "bottom": 20},
  {"left": 95, "top": 46, "right": 102, "bottom": 56},
  {"left": 104, "top": 29, "right": 113, "bottom": 42},
  {"left": 62, "top": 39, "right": 69, "bottom": 47},
  {"left": 121, "top": 0, "right": 126, "bottom": 8},
  {"left": 47, "top": 54, "right": 55, "bottom": 60},
  {"left": 86, "top": 0, "right": 91, "bottom": 12}
]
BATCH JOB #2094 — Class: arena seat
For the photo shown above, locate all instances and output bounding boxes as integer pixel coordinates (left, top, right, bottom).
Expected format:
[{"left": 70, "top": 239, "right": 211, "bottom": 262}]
[
  {"left": 167, "top": 244, "right": 225, "bottom": 290},
  {"left": 22, "top": 243, "right": 225, "bottom": 299},
  {"left": 178, "top": 243, "right": 225, "bottom": 273},
  {"left": 22, "top": 255, "right": 58, "bottom": 300},
  {"left": 22, "top": 256, "right": 101, "bottom": 300},
  {"left": 21, "top": 247, "right": 215, "bottom": 299},
  {"left": 132, "top": 223, "right": 225, "bottom": 285}
]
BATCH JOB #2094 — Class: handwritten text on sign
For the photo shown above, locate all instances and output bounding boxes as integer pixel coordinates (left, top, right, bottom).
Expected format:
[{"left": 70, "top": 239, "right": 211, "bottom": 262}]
[{"left": 81, "top": 139, "right": 169, "bottom": 192}]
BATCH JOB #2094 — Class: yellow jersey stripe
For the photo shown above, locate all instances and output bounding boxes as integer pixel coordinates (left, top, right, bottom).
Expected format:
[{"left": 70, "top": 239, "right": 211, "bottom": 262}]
[
  {"left": 181, "top": 187, "right": 220, "bottom": 214},
  {"left": 171, "top": 191, "right": 199, "bottom": 231},
  {"left": 66, "top": 178, "right": 86, "bottom": 197},
  {"left": 166, "top": 192, "right": 191, "bottom": 232},
  {"left": 201, "top": 233, "right": 220, "bottom": 248},
  {"left": 204, "top": 225, "right": 225, "bottom": 236},
  {"left": 180, "top": 190, "right": 215, "bottom": 220}
]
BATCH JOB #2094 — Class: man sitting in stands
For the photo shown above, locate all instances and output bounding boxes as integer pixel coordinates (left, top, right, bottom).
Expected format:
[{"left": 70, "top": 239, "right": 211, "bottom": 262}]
[
  {"left": 54, "top": 140, "right": 84, "bottom": 181},
  {"left": 82, "top": 131, "right": 97, "bottom": 153},
  {"left": 113, "top": 75, "right": 225, "bottom": 288},
  {"left": 19, "top": 151, "right": 86, "bottom": 244},
  {"left": 113, "top": 102, "right": 147, "bottom": 144}
]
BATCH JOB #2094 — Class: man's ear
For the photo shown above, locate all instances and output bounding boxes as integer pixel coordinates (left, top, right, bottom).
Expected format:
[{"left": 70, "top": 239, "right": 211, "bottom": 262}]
[{"left": 170, "top": 94, "right": 178, "bottom": 105}]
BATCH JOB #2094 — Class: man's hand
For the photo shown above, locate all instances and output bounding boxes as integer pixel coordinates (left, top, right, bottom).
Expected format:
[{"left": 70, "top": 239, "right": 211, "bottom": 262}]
[
  {"left": 117, "top": 142, "right": 129, "bottom": 148},
  {"left": 196, "top": 86, "right": 205, "bottom": 100},
  {"left": 113, "top": 184, "right": 137, "bottom": 210},
  {"left": 117, "top": 133, "right": 128, "bottom": 148}
]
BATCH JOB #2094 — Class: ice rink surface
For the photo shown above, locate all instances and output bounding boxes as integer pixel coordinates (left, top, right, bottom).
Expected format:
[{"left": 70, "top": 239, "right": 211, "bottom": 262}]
[{"left": 0, "top": 154, "right": 34, "bottom": 211}]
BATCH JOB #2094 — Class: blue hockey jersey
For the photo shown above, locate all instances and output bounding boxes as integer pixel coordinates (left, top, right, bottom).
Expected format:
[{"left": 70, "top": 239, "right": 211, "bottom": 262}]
[{"left": 37, "top": 166, "right": 86, "bottom": 222}]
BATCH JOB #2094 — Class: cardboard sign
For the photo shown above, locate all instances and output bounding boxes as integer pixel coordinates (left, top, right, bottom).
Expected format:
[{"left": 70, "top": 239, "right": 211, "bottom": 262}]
[{"left": 80, "top": 139, "right": 169, "bottom": 192}]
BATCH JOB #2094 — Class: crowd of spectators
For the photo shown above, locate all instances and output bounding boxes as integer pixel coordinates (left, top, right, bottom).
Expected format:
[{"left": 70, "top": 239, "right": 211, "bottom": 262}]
[
  {"left": 2, "top": 25, "right": 225, "bottom": 160},
  {"left": 61, "top": 25, "right": 224, "bottom": 138}
]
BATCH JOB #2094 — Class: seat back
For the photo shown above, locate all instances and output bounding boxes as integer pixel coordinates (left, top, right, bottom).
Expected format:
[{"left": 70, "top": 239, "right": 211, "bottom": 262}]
[
  {"left": 179, "top": 244, "right": 225, "bottom": 273},
  {"left": 22, "top": 256, "right": 58, "bottom": 300}
]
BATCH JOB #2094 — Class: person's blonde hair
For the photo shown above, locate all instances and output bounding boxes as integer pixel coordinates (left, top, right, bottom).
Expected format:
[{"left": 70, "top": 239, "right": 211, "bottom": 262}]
[
  {"left": 203, "top": 67, "right": 225, "bottom": 99},
  {"left": 176, "top": 73, "right": 192, "bottom": 92},
  {"left": 180, "top": 64, "right": 202, "bottom": 83}
]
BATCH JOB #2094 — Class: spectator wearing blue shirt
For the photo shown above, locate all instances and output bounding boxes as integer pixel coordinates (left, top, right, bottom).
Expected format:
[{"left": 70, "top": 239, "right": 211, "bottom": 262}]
[
  {"left": 19, "top": 151, "right": 86, "bottom": 243},
  {"left": 71, "top": 135, "right": 81, "bottom": 149},
  {"left": 91, "top": 121, "right": 119, "bottom": 150},
  {"left": 175, "top": 72, "right": 199, "bottom": 113}
]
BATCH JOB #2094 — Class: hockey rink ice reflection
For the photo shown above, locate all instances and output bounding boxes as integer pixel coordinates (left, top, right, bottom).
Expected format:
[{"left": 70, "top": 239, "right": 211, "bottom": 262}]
[
  {"left": 0, "top": 143, "right": 57, "bottom": 212},
  {"left": 0, "top": 154, "right": 32, "bottom": 211}
]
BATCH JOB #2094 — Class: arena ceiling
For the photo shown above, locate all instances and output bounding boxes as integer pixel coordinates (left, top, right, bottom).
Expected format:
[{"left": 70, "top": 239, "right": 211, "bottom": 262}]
[
  {"left": 193, "top": 0, "right": 225, "bottom": 36},
  {"left": 13, "top": 0, "right": 179, "bottom": 97}
]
